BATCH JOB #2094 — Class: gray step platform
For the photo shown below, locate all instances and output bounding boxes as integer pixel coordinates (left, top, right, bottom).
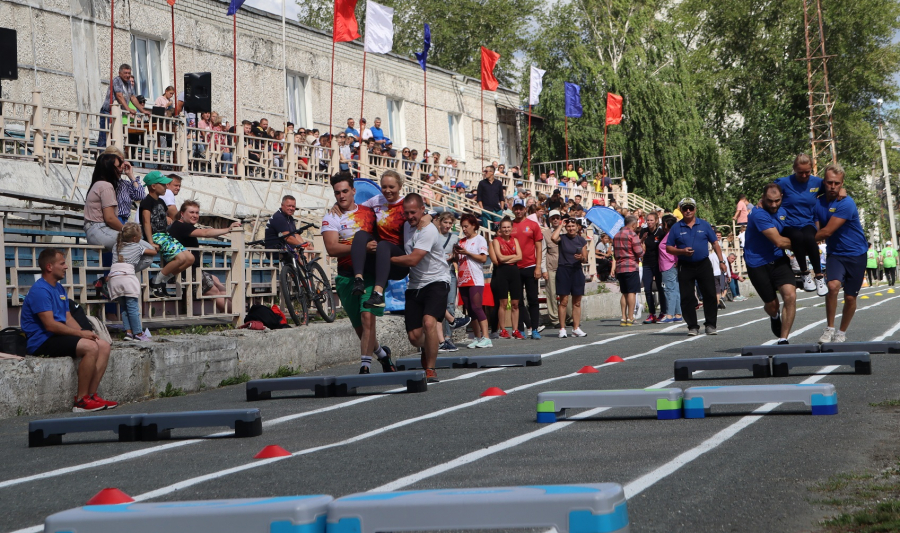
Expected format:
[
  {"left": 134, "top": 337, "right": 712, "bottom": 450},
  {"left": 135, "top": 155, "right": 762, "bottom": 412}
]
[
  {"left": 537, "top": 388, "right": 683, "bottom": 423},
  {"left": 820, "top": 341, "right": 900, "bottom": 354},
  {"left": 45, "top": 495, "right": 333, "bottom": 533},
  {"left": 395, "top": 356, "right": 469, "bottom": 370},
  {"left": 246, "top": 376, "right": 335, "bottom": 401},
  {"left": 326, "top": 483, "right": 629, "bottom": 533},
  {"left": 465, "top": 353, "right": 542, "bottom": 368},
  {"left": 683, "top": 384, "right": 837, "bottom": 418},
  {"left": 333, "top": 371, "right": 427, "bottom": 396},
  {"left": 741, "top": 344, "right": 820, "bottom": 356},
  {"left": 674, "top": 356, "right": 771, "bottom": 381},
  {"left": 140, "top": 409, "right": 262, "bottom": 440},
  {"left": 29, "top": 414, "right": 145, "bottom": 447},
  {"left": 772, "top": 352, "right": 871, "bottom": 377}
]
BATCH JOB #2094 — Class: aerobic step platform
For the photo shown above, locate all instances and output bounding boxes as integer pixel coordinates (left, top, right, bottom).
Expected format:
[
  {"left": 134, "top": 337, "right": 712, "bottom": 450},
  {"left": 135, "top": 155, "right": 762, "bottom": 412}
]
[
  {"left": 536, "top": 389, "right": 683, "bottom": 423},
  {"left": 683, "top": 384, "right": 837, "bottom": 418},
  {"left": 820, "top": 341, "right": 900, "bottom": 354},
  {"left": 44, "top": 495, "right": 333, "bottom": 533},
  {"left": 465, "top": 353, "right": 542, "bottom": 368},
  {"left": 772, "top": 352, "right": 871, "bottom": 377},
  {"left": 741, "top": 344, "right": 820, "bottom": 356},
  {"left": 395, "top": 356, "right": 469, "bottom": 370},
  {"left": 140, "top": 409, "right": 262, "bottom": 440},
  {"left": 325, "top": 484, "right": 629, "bottom": 533},
  {"left": 333, "top": 371, "right": 427, "bottom": 396},
  {"left": 674, "top": 356, "right": 770, "bottom": 381},
  {"left": 246, "top": 376, "right": 335, "bottom": 401},
  {"left": 29, "top": 414, "right": 144, "bottom": 447}
]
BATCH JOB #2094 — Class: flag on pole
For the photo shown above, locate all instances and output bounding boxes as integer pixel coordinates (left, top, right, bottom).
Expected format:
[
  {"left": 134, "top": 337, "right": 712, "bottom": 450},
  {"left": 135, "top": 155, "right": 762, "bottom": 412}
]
[
  {"left": 606, "top": 92, "right": 623, "bottom": 125},
  {"left": 333, "top": 0, "right": 361, "bottom": 43},
  {"left": 529, "top": 66, "right": 545, "bottom": 106},
  {"left": 480, "top": 47, "right": 500, "bottom": 91},
  {"left": 414, "top": 23, "right": 431, "bottom": 71},
  {"left": 167, "top": 0, "right": 176, "bottom": 6},
  {"left": 564, "top": 82, "right": 582, "bottom": 118},
  {"left": 364, "top": 1, "right": 394, "bottom": 54},
  {"left": 226, "top": 0, "right": 244, "bottom": 15}
]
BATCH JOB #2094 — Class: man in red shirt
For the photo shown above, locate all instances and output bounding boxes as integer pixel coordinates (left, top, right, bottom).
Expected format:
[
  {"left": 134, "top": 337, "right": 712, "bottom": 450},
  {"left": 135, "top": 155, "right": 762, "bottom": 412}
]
[
  {"left": 613, "top": 215, "right": 644, "bottom": 326},
  {"left": 511, "top": 202, "right": 544, "bottom": 339}
]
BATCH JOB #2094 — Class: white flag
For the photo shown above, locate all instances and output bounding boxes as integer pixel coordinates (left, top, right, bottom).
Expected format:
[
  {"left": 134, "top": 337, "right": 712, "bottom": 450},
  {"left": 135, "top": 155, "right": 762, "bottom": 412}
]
[
  {"left": 529, "top": 66, "right": 546, "bottom": 106},
  {"left": 364, "top": 1, "right": 394, "bottom": 54}
]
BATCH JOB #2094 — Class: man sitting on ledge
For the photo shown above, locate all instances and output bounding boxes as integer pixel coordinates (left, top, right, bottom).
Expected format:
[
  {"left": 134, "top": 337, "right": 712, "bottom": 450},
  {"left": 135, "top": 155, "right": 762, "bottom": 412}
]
[{"left": 21, "top": 249, "right": 116, "bottom": 412}]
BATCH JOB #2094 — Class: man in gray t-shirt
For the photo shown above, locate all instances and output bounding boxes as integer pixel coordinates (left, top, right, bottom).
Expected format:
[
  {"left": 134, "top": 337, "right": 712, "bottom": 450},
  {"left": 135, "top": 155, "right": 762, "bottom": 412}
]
[{"left": 391, "top": 194, "right": 450, "bottom": 383}]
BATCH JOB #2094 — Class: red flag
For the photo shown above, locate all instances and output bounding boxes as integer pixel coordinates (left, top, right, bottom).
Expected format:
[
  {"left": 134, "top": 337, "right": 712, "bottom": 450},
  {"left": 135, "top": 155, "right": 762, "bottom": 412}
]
[
  {"left": 333, "top": 0, "right": 360, "bottom": 43},
  {"left": 167, "top": 0, "right": 176, "bottom": 5},
  {"left": 480, "top": 47, "right": 500, "bottom": 91},
  {"left": 606, "top": 93, "right": 623, "bottom": 125}
]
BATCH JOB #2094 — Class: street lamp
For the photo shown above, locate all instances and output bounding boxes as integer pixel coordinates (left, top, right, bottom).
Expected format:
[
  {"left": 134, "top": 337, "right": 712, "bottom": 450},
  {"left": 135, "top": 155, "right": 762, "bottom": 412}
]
[{"left": 877, "top": 99, "right": 897, "bottom": 246}]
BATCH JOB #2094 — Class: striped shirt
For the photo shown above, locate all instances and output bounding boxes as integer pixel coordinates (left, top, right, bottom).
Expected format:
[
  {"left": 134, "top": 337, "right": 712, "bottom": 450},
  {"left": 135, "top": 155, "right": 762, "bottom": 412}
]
[
  {"left": 613, "top": 226, "right": 644, "bottom": 273},
  {"left": 116, "top": 178, "right": 147, "bottom": 219}
]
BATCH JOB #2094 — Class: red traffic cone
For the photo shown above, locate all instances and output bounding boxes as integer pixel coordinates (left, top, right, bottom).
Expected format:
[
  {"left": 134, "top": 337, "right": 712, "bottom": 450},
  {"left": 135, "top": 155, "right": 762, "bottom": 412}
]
[
  {"left": 605, "top": 355, "right": 624, "bottom": 363},
  {"left": 480, "top": 387, "right": 507, "bottom": 397},
  {"left": 577, "top": 365, "right": 599, "bottom": 374},
  {"left": 254, "top": 445, "right": 292, "bottom": 459},
  {"left": 86, "top": 488, "right": 134, "bottom": 505}
]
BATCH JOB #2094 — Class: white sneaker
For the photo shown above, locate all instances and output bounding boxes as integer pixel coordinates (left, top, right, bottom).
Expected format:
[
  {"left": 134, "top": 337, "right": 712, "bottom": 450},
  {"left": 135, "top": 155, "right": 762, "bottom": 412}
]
[
  {"left": 833, "top": 330, "right": 846, "bottom": 343},
  {"left": 802, "top": 273, "right": 816, "bottom": 292},
  {"left": 467, "top": 338, "right": 481, "bottom": 349},
  {"left": 572, "top": 328, "right": 587, "bottom": 337},
  {"left": 815, "top": 276, "right": 828, "bottom": 296},
  {"left": 558, "top": 329, "right": 568, "bottom": 338},
  {"left": 633, "top": 302, "right": 643, "bottom": 321},
  {"left": 818, "top": 327, "right": 835, "bottom": 344},
  {"left": 476, "top": 337, "right": 493, "bottom": 348},
  {"left": 525, "top": 328, "right": 533, "bottom": 337},
  {"left": 537, "top": 325, "right": 546, "bottom": 333}
]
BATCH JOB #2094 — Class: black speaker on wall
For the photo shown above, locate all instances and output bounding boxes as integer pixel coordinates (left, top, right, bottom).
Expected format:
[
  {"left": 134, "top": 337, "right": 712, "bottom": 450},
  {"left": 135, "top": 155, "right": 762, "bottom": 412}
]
[
  {"left": 0, "top": 28, "right": 18, "bottom": 81},
  {"left": 183, "top": 72, "right": 211, "bottom": 113}
]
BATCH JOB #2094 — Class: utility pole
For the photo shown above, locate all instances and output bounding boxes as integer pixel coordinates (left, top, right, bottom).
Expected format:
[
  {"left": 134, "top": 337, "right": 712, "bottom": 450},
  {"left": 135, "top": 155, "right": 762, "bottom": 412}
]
[
  {"left": 799, "top": 0, "right": 837, "bottom": 175},
  {"left": 877, "top": 99, "right": 897, "bottom": 246}
]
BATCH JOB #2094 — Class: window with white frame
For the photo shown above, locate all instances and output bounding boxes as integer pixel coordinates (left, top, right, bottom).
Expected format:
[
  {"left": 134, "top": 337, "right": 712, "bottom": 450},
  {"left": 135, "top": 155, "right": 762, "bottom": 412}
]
[
  {"left": 448, "top": 113, "right": 464, "bottom": 158},
  {"left": 286, "top": 73, "right": 311, "bottom": 128},
  {"left": 130, "top": 36, "right": 163, "bottom": 102},
  {"left": 386, "top": 98, "right": 405, "bottom": 146}
]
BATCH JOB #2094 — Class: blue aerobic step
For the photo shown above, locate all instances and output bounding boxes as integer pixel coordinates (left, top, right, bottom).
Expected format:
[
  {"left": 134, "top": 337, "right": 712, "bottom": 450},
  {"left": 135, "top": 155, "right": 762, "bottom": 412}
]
[{"left": 683, "top": 384, "right": 837, "bottom": 418}]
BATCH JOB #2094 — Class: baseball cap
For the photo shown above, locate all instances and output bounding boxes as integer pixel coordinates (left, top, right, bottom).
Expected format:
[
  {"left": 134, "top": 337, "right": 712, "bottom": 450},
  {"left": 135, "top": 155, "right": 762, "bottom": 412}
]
[
  {"left": 679, "top": 197, "right": 697, "bottom": 209},
  {"left": 549, "top": 209, "right": 561, "bottom": 218},
  {"left": 549, "top": 170, "right": 556, "bottom": 175},
  {"left": 516, "top": 180, "right": 524, "bottom": 187},
  {"left": 593, "top": 199, "right": 601, "bottom": 205},
  {"left": 455, "top": 183, "right": 466, "bottom": 189},
  {"left": 512, "top": 199, "right": 527, "bottom": 208},
  {"left": 143, "top": 170, "right": 172, "bottom": 186}
]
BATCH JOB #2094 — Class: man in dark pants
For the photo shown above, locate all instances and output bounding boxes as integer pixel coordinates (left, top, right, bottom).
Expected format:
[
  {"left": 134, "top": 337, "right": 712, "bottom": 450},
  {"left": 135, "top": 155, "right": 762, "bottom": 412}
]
[
  {"left": 639, "top": 211, "right": 666, "bottom": 324},
  {"left": 476, "top": 166, "right": 505, "bottom": 231},
  {"left": 511, "top": 202, "right": 544, "bottom": 339},
  {"left": 666, "top": 197, "right": 727, "bottom": 336}
]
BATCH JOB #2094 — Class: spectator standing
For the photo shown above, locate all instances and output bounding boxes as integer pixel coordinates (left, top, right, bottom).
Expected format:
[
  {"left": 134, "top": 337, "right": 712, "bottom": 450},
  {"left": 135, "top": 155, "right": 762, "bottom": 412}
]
[
  {"left": 562, "top": 163, "right": 578, "bottom": 182},
  {"left": 108, "top": 223, "right": 155, "bottom": 341},
  {"left": 614, "top": 215, "right": 644, "bottom": 326},
  {"left": 879, "top": 241, "right": 897, "bottom": 286},
  {"left": 154, "top": 86, "right": 175, "bottom": 113},
  {"left": 547, "top": 170, "right": 558, "bottom": 188},
  {"left": 639, "top": 212, "right": 666, "bottom": 323},
  {"left": 542, "top": 210, "right": 569, "bottom": 329},
  {"left": 489, "top": 218, "right": 523, "bottom": 339},
  {"left": 109, "top": 153, "right": 144, "bottom": 225},
  {"left": 370, "top": 117, "right": 386, "bottom": 147},
  {"left": 727, "top": 253, "right": 747, "bottom": 301},
  {"left": 511, "top": 202, "right": 544, "bottom": 339},
  {"left": 547, "top": 189, "right": 563, "bottom": 211},
  {"left": 345, "top": 118, "right": 360, "bottom": 138},
  {"left": 435, "top": 212, "right": 466, "bottom": 352},
  {"left": 139, "top": 171, "right": 195, "bottom": 298},
  {"left": 665, "top": 198, "right": 726, "bottom": 336},
  {"left": 552, "top": 217, "right": 588, "bottom": 337},
  {"left": 657, "top": 214, "right": 682, "bottom": 323},
  {"left": 98, "top": 64, "right": 148, "bottom": 147},
  {"left": 477, "top": 165, "right": 505, "bottom": 231},
  {"left": 454, "top": 214, "right": 491, "bottom": 348},
  {"left": 21, "top": 249, "right": 115, "bottom": 412},
  {"left": 866, "top": 242, "right": 879, "bottom": 287},
  {"left": 733, "top": 194, "right": 750, "bottom": 227}
]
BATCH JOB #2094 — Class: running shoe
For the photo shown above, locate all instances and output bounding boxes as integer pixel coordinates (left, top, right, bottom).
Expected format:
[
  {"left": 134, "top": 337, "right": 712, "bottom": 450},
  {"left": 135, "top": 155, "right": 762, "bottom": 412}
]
[
  {"left": 512, "top": 330, "right": 526, "bottom": 340},
  {"left": 802, "top": 273, "right": 816, "bottom": 292},
  {"left": 643, "top": 315, "right": 657, "bottom": 324},
  {"left": 124, "top": 333, "right": 135, "bottom": 341},
  {"left": 717, "top": 301, "right": 726, "bottom": 310},
  {"left": 659, "top": 317, "right": 676, "bottom": 323},
  {"left": 351, "top": 277, "right": 366, "bottom": 296},
  {"left": 91, "top": 394, "right": 118, "bottom": 409},
  {"left": 770, "top": 315, "right": 782, "bottom": 338},
  {"left": 378, "top": 347, "right": 397, "bottom": 372},
  {"left": 777, "top": 339, "right": 790, "bottom": 345},
  {"left": 439, "top": 340, "right": 458, "bottom": 352},
  {"left": 498, "top": 329, "right": 512, "bottom": 339},
  {"left": 73, "top": 395, "right": 106, "bottom": 412},
  {"left": 537, "top": 325, "right": 546, "bottom": 333},
  {"left": 687, "top": 328, "right": 700, "bottom": 337},
  {"left": 572, "top": 328, "right": 587, "bottom": 337},
  {"left": 525, "top": 328, "right": 533, "bottom": 337},
  {"left": 363, "top": 291, "right": 385, "bottom": 308},
  {"left": 818, "top": 327, "right": 835, "bottom": 344},
  {"left": 359, "top": 365, "right": 371, "bottom": 374},
  {"left": 705, "top": 325, "right": 717, "bottom": 335},
  {"left": 815, "top": 276, "right": 828, "bottom": 296},
  {"left": 476, "top": 337, "right": 493, "bottom": 348},
  {"left": 531, "top": 330, "right": 542, "bottom": 340},
  {"left": 490, "top": 331, "right": 500, "bottom": 340},
  {"left": 558, "top": 329, "right": 568, "bottom": 338},
  {"left": 656, "top": 313, "right": 666, "bottom": 322},
  {"left": 467, "top": 338, "right": 481, "bottom": 349},
  {"left": 149, "top": 281, "right": 172, "bottom": 298},
  {"left": 425, "top": 368, "right": 440, "bottom": 383},
  {"left": 673, "top": 317, "right": 684, "bottom": 322},
  {"left": 833, "top": 330, "right": 847, "bottom": 343},
  {"left": 451, "top": 316, "right": 471, "bottom": 329}
]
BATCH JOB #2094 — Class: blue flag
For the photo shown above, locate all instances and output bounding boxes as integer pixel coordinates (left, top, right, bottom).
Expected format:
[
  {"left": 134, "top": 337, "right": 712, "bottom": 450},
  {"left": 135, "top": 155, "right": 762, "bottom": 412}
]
[
  {"left": 564, "top": 82, "right": 583, "bottom": 118},
  {"left": 226, "top": 0, "right": 245, "bottom": 15},
  {"left": 414, "top": 23, "right": 431, "bottom": 71}
]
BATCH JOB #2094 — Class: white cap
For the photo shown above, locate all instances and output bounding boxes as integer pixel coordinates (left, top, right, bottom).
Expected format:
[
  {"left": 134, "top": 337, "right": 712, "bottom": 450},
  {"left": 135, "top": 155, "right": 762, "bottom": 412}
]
[{"left": 549, "top": 209, "right": 561, "bottom": 218}]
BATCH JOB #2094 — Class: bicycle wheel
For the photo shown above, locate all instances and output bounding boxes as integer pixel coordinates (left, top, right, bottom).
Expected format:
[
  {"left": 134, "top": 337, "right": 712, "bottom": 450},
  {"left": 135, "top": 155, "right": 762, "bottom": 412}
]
[
  {"left": 307, "top": 262, "right": 337, "bottom": 322},
  {"left": 279, "top": 266, "right": 309, "bottom": 326}
]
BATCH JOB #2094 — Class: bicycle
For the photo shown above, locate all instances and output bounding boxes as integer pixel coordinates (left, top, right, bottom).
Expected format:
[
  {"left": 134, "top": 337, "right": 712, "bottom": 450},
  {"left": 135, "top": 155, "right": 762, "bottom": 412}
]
[{"left": 249, "top": 222, "right": 336, "bottom": 326}]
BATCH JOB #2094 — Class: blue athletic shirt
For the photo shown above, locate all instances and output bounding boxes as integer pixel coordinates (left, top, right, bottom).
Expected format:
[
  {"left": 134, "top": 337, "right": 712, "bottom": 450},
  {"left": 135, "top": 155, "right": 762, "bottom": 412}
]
[
  {"left": 814, "top": 195, "right": 868, "bottom": 257},
  {"left": 665, "top": 217, "right": 718, "bottom": 263},
  {"left": 774, "top": 174, "right": 823, "bottom": 228},
  {"left": 21, "top": 278, "right": 69, "bottom": 354},
  {"left": 743, "top": 207, "right": 786, "bottom": 268}
]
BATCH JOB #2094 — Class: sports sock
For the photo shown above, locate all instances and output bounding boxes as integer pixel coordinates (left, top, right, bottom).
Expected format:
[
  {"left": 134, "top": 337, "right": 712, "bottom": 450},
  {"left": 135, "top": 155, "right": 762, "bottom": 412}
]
[
  {"left": 772, "top": 312, "right": 780, "bottom": 320},
  {"left": 360, "top": 355, "right": 372, "bottom": 368},
  {"left": 153, "top": 271, "right": 173, "bottom": 284},
  {"left": 778, "top": 338, "right": 787, "bottom": 343},
  {"left": 374, "top": 346, "right": 386, "bottom": 358}
]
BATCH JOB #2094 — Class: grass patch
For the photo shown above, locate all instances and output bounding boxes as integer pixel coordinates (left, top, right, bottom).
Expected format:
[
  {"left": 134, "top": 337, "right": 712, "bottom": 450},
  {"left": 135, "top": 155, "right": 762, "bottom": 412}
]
[
  {"left": 155, "top": 324, "right": 235, "bottom": 336},
  {"left": 812, "top": 462, "right": 900, "bottom": 532},
  {"left": 219, "top": 373, "right": 251, "bottom": 387},
  {"left": 158, "top": 382, "right": 186, "bottom": 397},
  {"left": 260, "top": 365, "right": 301, "bottom": 379},
  {"left": 870, "top": 399, "right": 900, "bottom": 407}
]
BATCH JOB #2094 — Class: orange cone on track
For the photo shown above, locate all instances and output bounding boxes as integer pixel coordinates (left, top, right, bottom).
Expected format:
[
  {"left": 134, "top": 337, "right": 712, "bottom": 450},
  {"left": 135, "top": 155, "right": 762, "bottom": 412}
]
[
  {"left": 254, "top": 445, "right": 292, "bottom": 459},
  {"left": 480, "top": 387, "right": 507, "bottom": 397},
  {"left": 605, "top": 355, "right": 624, "bottom": 363},
  {"left": 577, "top": 365, "right": 599, "bottom": 373},
  {"left": 86, "top": 488, "right": 134, "bottom": 505}
]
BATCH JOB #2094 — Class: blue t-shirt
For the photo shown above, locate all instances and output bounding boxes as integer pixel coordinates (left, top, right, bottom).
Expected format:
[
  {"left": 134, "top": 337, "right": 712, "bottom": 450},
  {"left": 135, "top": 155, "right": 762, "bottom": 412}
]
[
  {"left": 370, "top": 126, "right": 385, "bottom": 141},
  {"left": 814, "top": 195, "right": 868, "bottom": 257},
  {"left": 744, "top": 207, "right": 786, "bottom": 268},
  {"left": 774, "top": 174, "right": 823, "bottom": 227},
  {"left": 21, "top": 278, "right": 69, "bottom": 354},
  {"left": 344, "top": 127, "right": 359, "bottom": 137},
  {"left": 666, "top": 218, "right": 718, "bottom": 263}
]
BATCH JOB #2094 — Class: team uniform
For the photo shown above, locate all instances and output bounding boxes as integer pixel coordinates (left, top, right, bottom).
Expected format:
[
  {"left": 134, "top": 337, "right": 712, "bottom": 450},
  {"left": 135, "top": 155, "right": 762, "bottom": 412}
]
[
  {"left": 744, "top": 207, "right": 795, "bottom": 304},
  {"left": 814, "top": 195, "right": 868, "bottom": 297},
  {"left": 511, "top": 217, "right": 543, "bottom": 334},
  {"left": 775, "top": 174, "right": 826, "bottom": 289},
  {"left": 666, "top": 217, "right": 721, "bottom": 332},
  {"left": 322, "top": 205, "right": 382, "bottom": 328},
  {"left": 879, "top": 245, "right": 897, "bottom": 286},
  {"left": 866, "top": 247, "right": 879, "bottom": 287}
]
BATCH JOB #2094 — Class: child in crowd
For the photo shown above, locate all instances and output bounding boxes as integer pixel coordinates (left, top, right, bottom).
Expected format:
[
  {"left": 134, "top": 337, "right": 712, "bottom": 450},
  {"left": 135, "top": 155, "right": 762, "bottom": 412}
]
[
  {"left": 139, "top": 171, "right": 196, "bottom": 298},
  {"left": 109, "top": 223, "right": 157, "bottom": 341}
]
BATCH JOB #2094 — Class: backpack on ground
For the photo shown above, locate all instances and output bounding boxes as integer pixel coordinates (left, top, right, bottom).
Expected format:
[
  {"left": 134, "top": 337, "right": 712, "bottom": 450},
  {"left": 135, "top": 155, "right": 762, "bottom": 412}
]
[
  {"left": 0, "top": 327, "right": 27, "bottom": 356},
  {"left": 245, "top": 304, "right": 290, "bottom": 330}
]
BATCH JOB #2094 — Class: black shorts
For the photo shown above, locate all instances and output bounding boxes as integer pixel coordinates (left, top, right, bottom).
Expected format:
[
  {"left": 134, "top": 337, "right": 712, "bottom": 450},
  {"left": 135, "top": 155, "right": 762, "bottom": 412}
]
[
  {"left": 616, "top": 270, "right": 641, "bottom": 294},
  {"left": 556, "top": 265, "right": 585, "bottom": 296},
  {"left": 747, "top": 256, "right": 796, "bottom": 304},
  {"left": 490, "top": 264, "right": 524, "bottom": 301},
  {"left": 405, "top": 281, "right": 450, "bottom": 332},
  {"left": 826, "top": 253, "right": 867, "bottom": 297},
  {"left": 31, "top": 334, "right": 81, "bottom": 357}
]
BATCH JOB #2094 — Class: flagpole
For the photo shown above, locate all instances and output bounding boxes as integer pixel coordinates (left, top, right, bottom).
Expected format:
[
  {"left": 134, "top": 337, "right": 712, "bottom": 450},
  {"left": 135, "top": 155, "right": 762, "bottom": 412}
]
[
  {"left": 360, "top": 50, "right": 367, "bottom": 126},
  {"left": 527, "top": 105, "right": 532, "bottom": 181},
  {"left": 109, "top": 0, "right": 114, "bottom": 109},
  {"left": 282, "top": 0, "right": 288, "bottom": 129},
  {"left": 233, "top": 14, "right": 237, "bottom": 128},
  {"left": 564, "top": 115, "right": 569, "bottom": 166},
  {"left": 329, "top": 39, "right": 336, "bottom": 135},
  {"left": 423, "top": 68, "right": 428, "bottom": 151},
  {"left": 171, "top": 4, "right": 177, "bottom": 98},
  {"left": 480, "top": 89, "right": 484, "bottom": 167},
  {"left": 602, "top": 123, "right": 608, "bottom": 179}
]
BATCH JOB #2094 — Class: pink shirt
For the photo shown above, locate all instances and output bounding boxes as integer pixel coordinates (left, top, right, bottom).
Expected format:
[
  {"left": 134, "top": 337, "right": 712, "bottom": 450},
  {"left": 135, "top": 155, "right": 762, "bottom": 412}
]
[{"left": 658, "top": 234, "right": 677, "bottom": 271}]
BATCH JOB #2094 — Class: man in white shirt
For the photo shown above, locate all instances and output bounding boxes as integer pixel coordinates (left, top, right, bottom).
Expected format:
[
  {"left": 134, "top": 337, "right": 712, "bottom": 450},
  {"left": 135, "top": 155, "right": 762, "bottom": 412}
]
[
  {"left": 162, "top": 174, "right": 183, "bottom": 220},
  {"left": 390, "top": 193, "right": 450, "bottom": 383},
  {"left": 360, "top": 118, "right": 373, "bottom": 141}
]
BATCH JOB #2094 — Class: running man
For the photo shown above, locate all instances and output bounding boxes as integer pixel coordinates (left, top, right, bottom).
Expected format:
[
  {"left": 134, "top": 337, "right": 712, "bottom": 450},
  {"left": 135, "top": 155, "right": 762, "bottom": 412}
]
[
  {"left": 744, "top": 183, "right": 797, "bottom": 344},
  {"left": 321, "top": 172, "right": 396, "bottom": 374},
  {"left": 814, "top": 164, "right": 869, "bottom": 343}
]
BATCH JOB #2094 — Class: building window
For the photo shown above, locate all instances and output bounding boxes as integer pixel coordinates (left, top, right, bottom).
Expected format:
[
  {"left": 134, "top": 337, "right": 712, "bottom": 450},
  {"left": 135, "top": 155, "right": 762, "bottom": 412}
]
[
  {"left": 386, "top": 98, "right": 405, "bottom": 146},
  {"left": 130, "top": 36, "right": 163, "bottom": 102},
  {"left": 286, "top": 73, "right": 311, "bottom": 128},
  {"left": 448, "top": 113, "right": 463, "bottom": 158}
]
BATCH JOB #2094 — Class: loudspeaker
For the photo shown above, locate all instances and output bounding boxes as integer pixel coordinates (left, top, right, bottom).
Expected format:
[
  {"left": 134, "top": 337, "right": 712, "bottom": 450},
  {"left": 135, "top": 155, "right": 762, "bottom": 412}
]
[
  {"left": 0, "top": 28, "right": 18, "bottom": 81},
  {"left": 183, "top": 72, "right": 211, "bottom": 113}
]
